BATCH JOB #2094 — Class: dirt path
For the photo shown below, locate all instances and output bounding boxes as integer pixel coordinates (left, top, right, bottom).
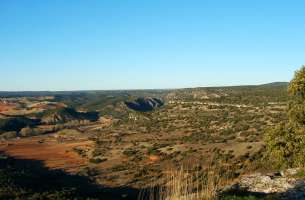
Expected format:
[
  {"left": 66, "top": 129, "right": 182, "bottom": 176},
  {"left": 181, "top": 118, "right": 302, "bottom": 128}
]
[{"left": 0, "top": 135, "right": 92, "bottom": 173}]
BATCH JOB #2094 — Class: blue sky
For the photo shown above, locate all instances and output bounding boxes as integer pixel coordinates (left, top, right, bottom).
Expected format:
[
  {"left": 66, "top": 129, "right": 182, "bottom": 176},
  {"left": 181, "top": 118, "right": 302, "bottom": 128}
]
[{"left": 0, "top": 0, "right": 304, "bottom": 91}]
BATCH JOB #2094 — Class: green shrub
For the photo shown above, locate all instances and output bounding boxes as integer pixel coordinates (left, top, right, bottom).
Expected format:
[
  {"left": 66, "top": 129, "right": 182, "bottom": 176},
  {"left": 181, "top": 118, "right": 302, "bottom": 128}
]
[
  {"left": 264, "top": 66, "right": 305, "bottom": 169},
  {"left": 89, "top": 158, "right": 107, "bottom": 164},
  {"left": 264, "top": 123, "right": 305, "bottom": 168}
]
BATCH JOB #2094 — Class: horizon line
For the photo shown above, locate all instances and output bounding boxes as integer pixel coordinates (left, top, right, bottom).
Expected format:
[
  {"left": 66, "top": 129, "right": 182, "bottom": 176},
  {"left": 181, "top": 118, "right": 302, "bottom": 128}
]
[{"left": 0, "top": 81, "right": 289, "bottom": 93}]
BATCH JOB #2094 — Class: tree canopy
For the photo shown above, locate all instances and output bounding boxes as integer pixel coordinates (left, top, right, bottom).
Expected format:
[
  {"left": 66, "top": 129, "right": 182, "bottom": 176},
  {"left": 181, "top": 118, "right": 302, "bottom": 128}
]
[{"left": 265, "top": 66, "right": 305, "bottom": 168}]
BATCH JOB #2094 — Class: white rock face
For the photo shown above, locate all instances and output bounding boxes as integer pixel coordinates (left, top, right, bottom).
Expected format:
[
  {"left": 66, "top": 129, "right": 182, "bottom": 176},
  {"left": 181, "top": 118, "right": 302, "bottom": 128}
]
[
  {"left": 224, "top": 169, "right": 305, "bottom": 199},
  {"left": 240, "top": 174, "right": 298, "bottom": 193}
]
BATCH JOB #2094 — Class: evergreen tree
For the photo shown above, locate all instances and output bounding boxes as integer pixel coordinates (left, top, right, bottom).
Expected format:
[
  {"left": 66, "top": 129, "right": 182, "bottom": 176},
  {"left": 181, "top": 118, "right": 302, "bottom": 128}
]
[{"left": 265, "top": 66, "right": 305, "bottom": 168}]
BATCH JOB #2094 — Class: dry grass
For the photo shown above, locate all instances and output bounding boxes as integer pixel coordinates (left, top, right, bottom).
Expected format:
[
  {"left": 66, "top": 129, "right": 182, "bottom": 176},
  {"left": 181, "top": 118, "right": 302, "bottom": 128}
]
[{"left": 138, "top": 166, "right": 226, "bottom": 200}]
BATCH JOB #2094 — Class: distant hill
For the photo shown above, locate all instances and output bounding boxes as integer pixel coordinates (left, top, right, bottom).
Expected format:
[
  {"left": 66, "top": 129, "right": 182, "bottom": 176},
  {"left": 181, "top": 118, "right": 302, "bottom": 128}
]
[
  {"left": 125, "top": 97, "right": 164, "bottom": 112},
  {"left": 259, "top": 82, "right": 289, "bottom": 87},
  {"left": 41, "top": 107, "right": 99, "bottom": 124},
  {"left": 0, "top": 82, "right": 289, "bottom": 97},
  {"left": 0, "top": 117, "right": 40, "bottom": 133}
]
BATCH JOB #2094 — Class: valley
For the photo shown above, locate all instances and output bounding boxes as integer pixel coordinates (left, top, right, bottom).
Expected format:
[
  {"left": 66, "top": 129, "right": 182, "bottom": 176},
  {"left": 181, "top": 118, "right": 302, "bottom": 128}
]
[{"left": 0, "top": 83, "right": 290, "bottom": 199}]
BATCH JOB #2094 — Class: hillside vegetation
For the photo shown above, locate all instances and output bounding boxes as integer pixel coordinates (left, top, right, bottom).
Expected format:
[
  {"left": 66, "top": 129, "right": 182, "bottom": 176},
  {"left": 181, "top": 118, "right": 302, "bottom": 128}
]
[{"left": 1, "top": 77, "right": 302, "bottom": 200}]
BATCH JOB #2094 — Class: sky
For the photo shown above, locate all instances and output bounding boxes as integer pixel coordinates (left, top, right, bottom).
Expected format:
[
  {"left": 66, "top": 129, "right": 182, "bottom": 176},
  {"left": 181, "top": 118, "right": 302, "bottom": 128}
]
[{"left": 0, "top": 0, "right": 304, "bottom": 91}]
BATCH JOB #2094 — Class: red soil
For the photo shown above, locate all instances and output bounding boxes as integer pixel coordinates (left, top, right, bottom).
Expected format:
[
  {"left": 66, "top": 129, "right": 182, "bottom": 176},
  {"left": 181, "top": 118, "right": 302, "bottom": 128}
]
[
  {"left": 0, "top": 104, "right": 15, "bottom": 112},
  {"left": 0, "top": 136, "right": 92, "bottom": 173}
]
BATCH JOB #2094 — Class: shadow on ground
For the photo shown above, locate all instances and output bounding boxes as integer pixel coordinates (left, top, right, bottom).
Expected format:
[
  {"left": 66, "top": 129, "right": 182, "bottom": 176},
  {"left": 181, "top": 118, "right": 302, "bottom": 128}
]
[
  {"left": 1, "top": 151, "right": 304, "bottom": 200},
  {"left": 0, "top": 152, "right": 139, "bottom": 200}
]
